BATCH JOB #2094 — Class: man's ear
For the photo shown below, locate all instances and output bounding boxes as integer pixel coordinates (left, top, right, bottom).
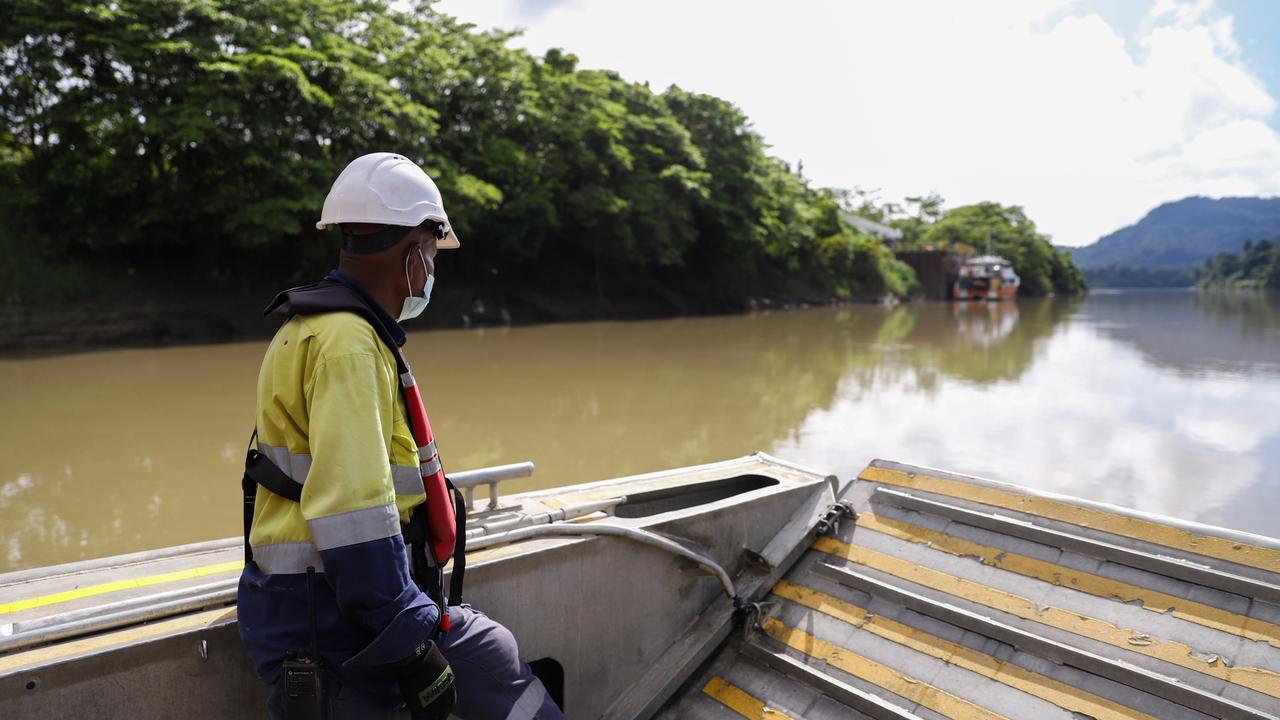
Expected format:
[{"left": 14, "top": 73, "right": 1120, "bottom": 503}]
[{"left": 401, "top": 235, "right": 426, "bottom": 269}]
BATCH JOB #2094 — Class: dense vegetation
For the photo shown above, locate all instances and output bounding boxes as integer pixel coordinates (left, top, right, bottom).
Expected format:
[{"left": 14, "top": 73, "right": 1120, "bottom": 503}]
[
  {"left": 1197, "top": 240, "right": 1280, "bottom": 289},
  {"left": 1071, "top": 196, "right": 1280, "bottom": 270},
  {"left": 832, "top": 193, "right": 1085, "bottom": 296},
  {"left": 1, "top": 0, "right": 1079, "bottom": 331},
  {"left": 0, "top": 0, "right": 916, "bottom": 311},
  {"left": 885, "top": 201, "right": 1085, "bottom": 296}
]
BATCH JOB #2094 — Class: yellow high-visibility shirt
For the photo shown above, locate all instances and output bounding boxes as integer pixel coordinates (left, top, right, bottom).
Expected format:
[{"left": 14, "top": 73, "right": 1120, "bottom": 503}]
[{"left": 250, "top": 310, "right": 426, "bottom": 573}]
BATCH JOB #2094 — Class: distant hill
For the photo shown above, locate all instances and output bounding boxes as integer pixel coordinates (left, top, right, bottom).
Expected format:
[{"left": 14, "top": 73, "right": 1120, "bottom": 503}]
[{"left": 1071, "top": 196, "right": 1280, "bottom": 269}]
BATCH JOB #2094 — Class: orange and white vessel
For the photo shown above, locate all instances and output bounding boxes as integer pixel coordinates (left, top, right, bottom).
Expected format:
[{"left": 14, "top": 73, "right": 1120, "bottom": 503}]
[{"left": 953, "top": 254, "right": 1020, "bottom": 301}]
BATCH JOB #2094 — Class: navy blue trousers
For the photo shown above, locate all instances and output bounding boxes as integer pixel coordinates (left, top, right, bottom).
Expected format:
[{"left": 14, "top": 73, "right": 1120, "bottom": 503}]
[{"left": 267, "top": 605, "right": 564, "bottom": 720}]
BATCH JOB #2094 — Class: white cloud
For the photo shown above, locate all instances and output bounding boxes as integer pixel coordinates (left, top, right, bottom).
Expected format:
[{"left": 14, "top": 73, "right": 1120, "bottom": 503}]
[
  {"left": 768, "top": 320, "right": 1280, "bottom": 527},
  {"left": 438, "top": 0, "right": 1280, "bottom": 246}
]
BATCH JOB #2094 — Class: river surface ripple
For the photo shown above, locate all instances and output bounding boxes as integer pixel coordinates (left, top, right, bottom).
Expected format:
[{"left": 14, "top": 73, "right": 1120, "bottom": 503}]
[{"left": 2, "top": 289, "right": 1278, "bottom": 571}]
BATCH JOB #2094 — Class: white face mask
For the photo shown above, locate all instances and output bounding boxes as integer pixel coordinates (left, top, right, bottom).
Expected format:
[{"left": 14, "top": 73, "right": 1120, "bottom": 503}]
[{"left": 398, "top": 248, "right": 434, "bottom": 322}]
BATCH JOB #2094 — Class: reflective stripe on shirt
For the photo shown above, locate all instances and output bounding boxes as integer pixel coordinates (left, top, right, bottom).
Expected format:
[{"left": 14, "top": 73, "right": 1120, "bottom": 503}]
[
  {"left": 253, "top": 541, "right": 325, "bottom": 575},
  {"left": 307, "top": 503, "right": 401, "bottom": 551},
  {"left": 259, "top": 442, "right": 422, "bottom": 497},
  {"left": 257, "top": 442, "right": 310, "bottom": 485},
  {"left": 392, "top": 464, "right": 424, "bottom": 495}
]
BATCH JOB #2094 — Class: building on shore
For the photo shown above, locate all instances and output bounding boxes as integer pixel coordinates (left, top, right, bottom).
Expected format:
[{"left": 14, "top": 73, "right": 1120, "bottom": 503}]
[
  {"left": 839, "top": 212, "right": 904, "bottom": 247},
  {"left": 895, "top": 249, "right": 971, "bottom": 299}
]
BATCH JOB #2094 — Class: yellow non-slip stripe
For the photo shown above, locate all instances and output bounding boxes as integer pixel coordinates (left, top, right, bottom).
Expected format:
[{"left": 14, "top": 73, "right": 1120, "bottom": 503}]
[
  {"left": 860, "top": 465, "right": 1280, "bottom": 574},
  {"left": 774, "top": 580, "right": 1157, "bottom": 720},
  {"left": 813, "top": 536, "right": 1280, "bottom": 699},
  {"left": 0, "top": 606, "right": 237, "bottom": 674},
  {"left": 0, "top": 560, "right": 244, "bottom": 615},
  {"left": 701, "top": 677, "right": 795, "bottom": 719},
  {"left": 856, "top": 513, "right": 1280, "bottom": 649},
  {"left": 761, "top": 617, "right": 1009, "bottom": 720}
]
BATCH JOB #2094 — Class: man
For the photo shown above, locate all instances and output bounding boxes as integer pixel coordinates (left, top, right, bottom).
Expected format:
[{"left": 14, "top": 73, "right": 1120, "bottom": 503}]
[{"left": 238, "top": 152, "right": 564, "bottom": 720}]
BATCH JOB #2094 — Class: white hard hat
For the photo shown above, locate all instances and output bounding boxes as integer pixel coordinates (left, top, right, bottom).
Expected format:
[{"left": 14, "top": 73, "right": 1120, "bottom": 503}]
[{"left": 317, "top": 152, "right": 460, "bottom": 249}]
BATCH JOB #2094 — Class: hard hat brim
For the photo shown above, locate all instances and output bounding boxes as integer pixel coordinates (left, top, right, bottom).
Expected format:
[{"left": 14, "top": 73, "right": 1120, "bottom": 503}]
[{"left": 438, "top": 227, "right": 460, "bottom": 250}]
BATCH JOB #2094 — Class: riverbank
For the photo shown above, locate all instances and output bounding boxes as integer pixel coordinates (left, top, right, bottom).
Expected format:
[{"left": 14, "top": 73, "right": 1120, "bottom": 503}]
[
  {"left": 1196, "top": 240, "right": 1279, "bottom": 290},
  {"left": 0, "top": 279, "right": 874, "bottom": 358}
]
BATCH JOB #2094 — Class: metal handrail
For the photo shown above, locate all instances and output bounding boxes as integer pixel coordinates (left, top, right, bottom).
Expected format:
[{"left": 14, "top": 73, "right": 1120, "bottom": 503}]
[
  {"left": 0, "top": 460, "right": 539, "bottom": 656},
  {"left": 465, "top": 523, "right": 737, "bottom": 601},
  {"left": 0, "top": 464, "right": 537, "bottom": 590},
  {"left": 0, "top": 580, "right": 239, "bottom": 654},
  {"left": 451, "top": 461, "right": 534, "bottom": 511}
]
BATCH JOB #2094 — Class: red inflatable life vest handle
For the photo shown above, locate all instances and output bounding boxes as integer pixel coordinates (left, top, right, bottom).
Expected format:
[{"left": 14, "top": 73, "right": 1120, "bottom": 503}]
[{"left": 401, "top": 381, "right": 458, "bottom": 566}]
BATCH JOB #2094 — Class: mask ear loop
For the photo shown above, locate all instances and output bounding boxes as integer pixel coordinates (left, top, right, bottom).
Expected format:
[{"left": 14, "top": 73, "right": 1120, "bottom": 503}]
[
  {"left": 405, "top": 246, "right": 431, "bottom": 299},
  {"left": 404, "top": 248, "right": 415, "bottom": 299}
]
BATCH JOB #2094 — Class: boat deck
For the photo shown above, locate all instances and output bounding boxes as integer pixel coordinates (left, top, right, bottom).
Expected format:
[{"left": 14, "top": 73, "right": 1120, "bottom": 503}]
[
  {"left": 0, "top": 462, "right": 551, "bottom": 658},
  {"left": 0, "top": 539, "right": 243, "bottom": 650},
  {"left": 1, "top": 454, "right": 839, "bottom": 719},
  {"left": 664, "top": 460, "right": 1280, "bottom": 720},
  {"left": 5, "top": 456, "right": 1280, "bottom": 718}
]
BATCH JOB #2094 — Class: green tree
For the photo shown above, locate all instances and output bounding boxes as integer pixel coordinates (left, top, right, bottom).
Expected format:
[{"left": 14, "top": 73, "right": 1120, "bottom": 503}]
[
  {"left": 661, "top": 88, "right": 774, "bottom": 298},
  {"left": 1197, "top": 239, "right": 1280, "bottom": 289},
  {"left": 1, "top": 0, "right": 927, "bottom": 315},
  {"left": 890, "top": 192, "right": 945, "bottom": 246},
  {"left": 921, "top": 203, "right": 1085, "bottom": 295},
  {"left": 2, "top": 0, "right": 437, "bottom": 268}
]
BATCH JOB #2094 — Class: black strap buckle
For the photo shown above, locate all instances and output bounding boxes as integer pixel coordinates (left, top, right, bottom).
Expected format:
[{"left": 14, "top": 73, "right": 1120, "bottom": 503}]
[{"left": 242, "top": 429, "right": 302, "bottom": 563}]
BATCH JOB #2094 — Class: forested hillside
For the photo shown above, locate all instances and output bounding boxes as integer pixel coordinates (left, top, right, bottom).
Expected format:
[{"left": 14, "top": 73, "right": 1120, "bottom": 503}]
[{"left": 1072, "top": 197, "right": 1280, "bottom": 269}]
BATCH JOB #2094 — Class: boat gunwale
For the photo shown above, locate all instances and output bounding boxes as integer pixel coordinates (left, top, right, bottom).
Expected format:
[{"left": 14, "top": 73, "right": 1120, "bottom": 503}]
[
  {"left": 3, "top": 453, "right": 827, "bottom": 591},
  {"left": 516, "top": 452, "right": 839, "bottom": 503},
  {"left": 871, "top": 486, "right": 1280, "bottom": 604},
  {"left": 864, "top": 458, "right": 1280, "bottom": 551},
  {"left": 0, "top": 538, "right": 243, "bottom": 589}
]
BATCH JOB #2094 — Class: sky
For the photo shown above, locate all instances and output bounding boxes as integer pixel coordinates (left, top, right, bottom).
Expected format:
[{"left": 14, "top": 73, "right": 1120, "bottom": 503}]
[{"left": 434, "top": 0, "right": 1280, "bottom": 247}]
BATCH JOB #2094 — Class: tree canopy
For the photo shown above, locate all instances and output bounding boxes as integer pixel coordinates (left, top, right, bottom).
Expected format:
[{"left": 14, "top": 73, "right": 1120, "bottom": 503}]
[
  {"left": 0, "top": 0, "right": 1077, "bottom": 313},
  {"left": 1197, "top": 240, "right": 1280, "bottom": 289},
  {"left": 912, "top": 203, "right": 1085, "bottom": 296}
]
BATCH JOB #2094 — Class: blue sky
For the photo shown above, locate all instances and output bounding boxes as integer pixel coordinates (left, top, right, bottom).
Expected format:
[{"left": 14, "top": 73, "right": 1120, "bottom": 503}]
[
  {"left": 1233, "top": 0, "right": 1280, "bottom": 121},
  {"left": 438, "top": 1, "right": 1280, "bottom": 246},
  {"left": 1068, "top": 0, "right": 1280, "bottom": 130}
]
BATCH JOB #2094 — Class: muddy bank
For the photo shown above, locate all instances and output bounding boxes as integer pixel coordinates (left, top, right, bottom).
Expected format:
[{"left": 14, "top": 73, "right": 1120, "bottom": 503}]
[{"left": 0, "top": 282, "right": 855, "bottom": 357}]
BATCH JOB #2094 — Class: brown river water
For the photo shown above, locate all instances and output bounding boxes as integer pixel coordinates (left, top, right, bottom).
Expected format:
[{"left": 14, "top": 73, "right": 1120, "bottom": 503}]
[{"left": 2, "top": 289, "right": 1278, "bottom": 572}]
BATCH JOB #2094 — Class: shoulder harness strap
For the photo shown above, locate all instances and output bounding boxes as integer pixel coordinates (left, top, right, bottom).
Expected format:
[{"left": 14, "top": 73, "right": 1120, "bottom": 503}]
[{"left": 241, "top": 429, "right": 303, "bottom": 563}]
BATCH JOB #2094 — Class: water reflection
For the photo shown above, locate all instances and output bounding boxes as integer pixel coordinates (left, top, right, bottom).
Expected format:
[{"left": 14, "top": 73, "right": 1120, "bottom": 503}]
[
  {"left": 1197, "top": 290, "right": 1280, "bottom": 338},
  {"left": 414, "top": 298, "right": 1082, "bottom": 491},
  {"left": 892, "top": 298, "right": 1083, "bottom": 386},
  {"left": 1081, "top": 290, "right": 1280, "bottom": 377},
  {"left": 775, "top": 292, "right": 1280, "bottom": 538},
  {"left": 2, "top": 291, "right": 1277, "bottom": 571}
]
